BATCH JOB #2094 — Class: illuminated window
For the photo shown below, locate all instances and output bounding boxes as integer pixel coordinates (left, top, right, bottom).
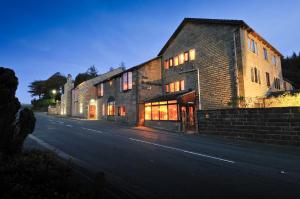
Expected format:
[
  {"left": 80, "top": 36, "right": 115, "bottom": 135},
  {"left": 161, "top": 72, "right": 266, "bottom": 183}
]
[
  {"left": 79, "top": 103, "right": 83, "bottom": 114},
  {"left": 109, "top": 80, "right": 113, "bottom": 86},
  {"left": 174, "top": 56, "right": 179, "bottom": 66},
  {"left": 166, "top": 80, "right": 185, "bottom": 93},
  {"left": 107, "top": 101, "right": 115, "bottom": 116},
  {"left": 97, "top": 83, "right": 104, "bottom": 97},
  {"left": 170, "top": 83, "right": 175, "bottom": 92},
  {"left": 102, "top": 103, "right": 105, "bottom": 116},
  {"left": 168, "top": 104, "right": 178, "bottom": 120},
  {"left": 151, "top": 106, "right": 159, "bottom": 120},
  {"left": 166, "top": 84, "right": 169, "bottom": 93},
  {"left": 121, "top": 72, "right": 132, "bottom": 91},
  {"left": 118, "top": 105, "right": 126, "bottom": 116},
  {"left": 159, "top": 105, "right": 168, "bottom": 120},
  {"left": 164, "top": 60, "right": 169, "bottom": 69},
  {"left": 189, "top": 49, "right": 196, "bottom": 60},
  {"left": 184, "top": 51, "right": 189, "bottom": 62},
  {"left": 145, "top": 106, "right": 151, "bottom": 120},
  {"left": 180, "top": 80, "right": 185, "bottom": 90},
  {"left": 179, "top": 53, "right": 184, "bottom": 64},
  {"left": 175, "top": 81, "right": 180, "bottom": 92},
  {"left": 144, "top": 100, "right": 178, "bottom": 121},
  {"left": 169, "top": 58, "right": 173, "bottom": 67}
]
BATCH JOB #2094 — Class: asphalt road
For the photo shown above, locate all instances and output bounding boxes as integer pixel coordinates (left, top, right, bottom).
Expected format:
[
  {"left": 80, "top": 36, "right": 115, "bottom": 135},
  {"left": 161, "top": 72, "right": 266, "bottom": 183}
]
[{"left": 26, "top": 113, "right": 300, "bottom": 199}]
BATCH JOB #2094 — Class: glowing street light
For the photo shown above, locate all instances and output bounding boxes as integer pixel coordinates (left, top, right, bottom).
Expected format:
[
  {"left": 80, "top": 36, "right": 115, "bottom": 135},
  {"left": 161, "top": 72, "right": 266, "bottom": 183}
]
[{"left": 52, "top": 89, "right": 57, "bottom": 95}]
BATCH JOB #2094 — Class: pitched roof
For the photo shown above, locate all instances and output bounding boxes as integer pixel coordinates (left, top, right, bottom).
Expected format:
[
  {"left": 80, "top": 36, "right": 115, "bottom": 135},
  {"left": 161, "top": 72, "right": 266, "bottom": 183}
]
[{"left": 158, "top": 18, "right": 282, "bottom": 57}]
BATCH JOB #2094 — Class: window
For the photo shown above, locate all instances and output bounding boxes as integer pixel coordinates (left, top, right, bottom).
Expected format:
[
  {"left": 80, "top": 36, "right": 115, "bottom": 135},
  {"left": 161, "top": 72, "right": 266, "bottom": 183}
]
[
  {"left": 184, "top": 51, "right": 189, "bottom": 62},
  {"left": 248, "top": 38, "right": 257, "bottom": 54},
  {"left": 118, "top": 105, "right": 126, "bottom": 116},
  {"left": 166, "top": 80, "right": 185, "bottom": 93},
  {"left": 274, "top": 78, "right": 281, "bottom": 89},
  {"left": 79, "top": 103, "right": 83, "bottom": 114},
  {"left": 169, "top": 58, "right": 173, "bottom": 67},
  {"left": 97, "top": 83, "right": 104, "bottom": 97},
  {"left": 165, "top": 49, "right": 196, "bottom": 70},
  {"left": 169, "top": 82, "right": 175, "bottom": 92},
  {"left": 109, "top": 80, "right": 113, "bottom": 86},
  {"left": 179, "top": 53, "right": 184, "bottom": 65},
  {"left": 174, "top": 56, "right": 179, "bottom": 66},
  {"left": 272, "top": 55, "right": 277, "bottom": 66},
  {"left": 145, "top": 100, "right": 178, "bottom": 121},
  {"left": 121, "top": 72, "right": 132, "bottom": 91},
  {"left": 189, "top": 49, "right": 196, "bottom": 60},
  {"left": 164, "top": 60, "right": 169, "bottom": 69},
  {"left": 107, "top": 101, "right": 115, "bottom": 116},
  {"left": 102, "top": 103, "right": 105, "bottom": 116},
  {"left": 251, "top": 67, "right": 260, "bottom": 84},
  {"left": 266, "top": 72, "right": 270, "bottom": 87},
  {"left": 263, "top": 48, "right": 268, "bottom": 60}
]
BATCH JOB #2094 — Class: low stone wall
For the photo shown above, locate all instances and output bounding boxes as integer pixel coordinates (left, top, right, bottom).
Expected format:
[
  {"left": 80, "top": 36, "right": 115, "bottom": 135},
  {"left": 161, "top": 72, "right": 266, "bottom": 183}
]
[{"left": 197, "top": 107, "right": 300, "bottom": 145}]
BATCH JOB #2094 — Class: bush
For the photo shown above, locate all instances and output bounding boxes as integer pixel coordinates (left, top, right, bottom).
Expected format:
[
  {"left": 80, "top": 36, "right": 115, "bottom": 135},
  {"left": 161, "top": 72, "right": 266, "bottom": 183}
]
[{"left": 0, "top": 150, "right": 102, "bottom": 199}]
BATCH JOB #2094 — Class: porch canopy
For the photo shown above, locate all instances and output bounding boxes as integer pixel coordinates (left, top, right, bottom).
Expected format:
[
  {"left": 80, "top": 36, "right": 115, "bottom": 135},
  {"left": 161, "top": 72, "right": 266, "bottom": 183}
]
[{"left": 144, "top": 90, "right": 196, "bottom": 104}]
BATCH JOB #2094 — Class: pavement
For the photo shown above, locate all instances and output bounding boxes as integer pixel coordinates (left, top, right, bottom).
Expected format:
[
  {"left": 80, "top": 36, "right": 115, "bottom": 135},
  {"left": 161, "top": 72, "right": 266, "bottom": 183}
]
[{"left": 24, "top": 112, "right": 300, "bottom": 199}]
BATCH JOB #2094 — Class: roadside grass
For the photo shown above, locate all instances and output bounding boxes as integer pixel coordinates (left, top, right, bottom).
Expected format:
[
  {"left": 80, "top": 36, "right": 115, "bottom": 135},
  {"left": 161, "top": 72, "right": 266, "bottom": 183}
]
[{"left": 0, "top": 150, "right": 105, "bottom": 199}]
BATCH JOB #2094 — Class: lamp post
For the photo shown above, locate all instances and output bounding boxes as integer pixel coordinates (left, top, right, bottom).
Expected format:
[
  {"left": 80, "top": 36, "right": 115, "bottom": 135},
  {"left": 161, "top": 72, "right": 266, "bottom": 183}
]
[{"left": 51, "top": 89, "right": 57, "bottom": 103}]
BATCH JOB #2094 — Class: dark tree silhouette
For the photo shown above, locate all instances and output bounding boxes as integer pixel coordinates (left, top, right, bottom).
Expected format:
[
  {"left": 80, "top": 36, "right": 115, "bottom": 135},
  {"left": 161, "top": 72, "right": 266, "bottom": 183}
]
[{"left": 282, "top": 52, "right": 300, "bottom": 89}]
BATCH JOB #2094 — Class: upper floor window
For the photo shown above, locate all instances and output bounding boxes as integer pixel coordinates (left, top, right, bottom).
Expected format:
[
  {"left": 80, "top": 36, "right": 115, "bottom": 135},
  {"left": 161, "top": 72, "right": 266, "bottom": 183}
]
[
  {"left": 120, "top": 72, "right": 132, "bottom": 91},
  {"left": 107, "top": 101, "right": 115, "bottom": 116},
  {"left": 164, "top": 49, "right": 196, "bottom": 70},
  {"left": 166, "top": 80, "right": 185, "bottom": 93},
  {"left": 248, "top": 38, "right": 258, "bottom": 54},
  {"left": 266, "top": 72, "right": 271, "bottom": 87},
  {"left": 251, "top": 67, "right": 261, "bottom": 84},
  {"left": 274, "top": 77, "right": 281, "bottom": 90},
  {"left": 263, "top": 48, "right": 268, "bottom": 60},
  {"left": 97, "top": 83, "right": 104, "bottom": 97},
  {"left": 272, "top": 55, "right": 277, "bottom": 66}
]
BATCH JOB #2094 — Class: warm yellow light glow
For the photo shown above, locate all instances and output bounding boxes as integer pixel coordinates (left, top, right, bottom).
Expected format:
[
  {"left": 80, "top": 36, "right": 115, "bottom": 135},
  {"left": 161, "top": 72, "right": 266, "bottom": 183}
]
[
  {"left": 189, "top": 49, "right": 196, "bottom": 60},
  {"left": 159, "top": 105, "right": 168, "bottom": 120},
  {"left": 52, "top": 89, "right": 57, "bottom": 95},
  {"left": 179, "top": 53, "right": 184, "bottom": 64},
  {"left": 145, "top": 106, "right": 151, "bottom": 120},
  {"left": 174, "top": 56, "right": 179, "bottom": 66}
]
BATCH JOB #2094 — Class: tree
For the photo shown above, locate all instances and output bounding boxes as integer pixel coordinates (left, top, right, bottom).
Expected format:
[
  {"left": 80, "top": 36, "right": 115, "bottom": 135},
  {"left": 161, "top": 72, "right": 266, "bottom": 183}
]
[
  {"left": 86, "top": 65, "right": 98, "bottom": 77},
  {"left": 282, "top": 52, "right": 300, "bottom": 89},
  {"left": 74, "top": 66, "right": 99, "bottom": 87}
]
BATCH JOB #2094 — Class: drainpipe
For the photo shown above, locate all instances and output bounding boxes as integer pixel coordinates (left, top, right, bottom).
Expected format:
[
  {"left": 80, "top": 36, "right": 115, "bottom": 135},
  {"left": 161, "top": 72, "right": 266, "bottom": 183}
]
[
  {"left": 197, "top": 68, "right": 202, "bottom": 110},
  {"left": 233, "top": 31, "right": 240, "bottom": 107}
]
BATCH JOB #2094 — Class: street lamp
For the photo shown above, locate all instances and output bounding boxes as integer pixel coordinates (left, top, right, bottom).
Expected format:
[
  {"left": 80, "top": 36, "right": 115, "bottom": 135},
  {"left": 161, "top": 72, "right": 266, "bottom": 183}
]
[{"left": 52, "top": 89, "right": 57, "bottom": 95}]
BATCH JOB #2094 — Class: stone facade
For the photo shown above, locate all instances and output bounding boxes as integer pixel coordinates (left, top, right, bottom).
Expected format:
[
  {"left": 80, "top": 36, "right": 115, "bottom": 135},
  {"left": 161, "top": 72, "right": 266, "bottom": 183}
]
[
  {"left": 70, "top": 68, "right": 124, "bottom": 119},
  {"left": 197, "top": 107, "right": 300, "bottom": 145},
  {"left": 96, "top": 57, "right": 162, "bottom": 125},
  {"left": 60, "top": 74, "right": 74, "bottom": 116}
]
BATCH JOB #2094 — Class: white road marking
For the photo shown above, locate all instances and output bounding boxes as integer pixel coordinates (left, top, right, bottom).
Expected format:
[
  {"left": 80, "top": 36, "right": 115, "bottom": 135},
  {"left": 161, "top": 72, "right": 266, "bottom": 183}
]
[
  {"left": 66, "top": 124, "right": 73, "bottom": 127},
  {"left": 129, "top": 138, "right": 235, "bottom": 164},
  {"left": 81, "top": 127, "right": 103, "bottom": 134},
  {"left": 56, "top": 121, "right": 64, "bottom": 124}
]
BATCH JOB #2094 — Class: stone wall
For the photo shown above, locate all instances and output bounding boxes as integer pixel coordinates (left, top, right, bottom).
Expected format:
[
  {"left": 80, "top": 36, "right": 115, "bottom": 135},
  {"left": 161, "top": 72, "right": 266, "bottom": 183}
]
[
  {"left": 161, "top": 22, "right": 242, "bottom": 110},
  {"left": 197, "top": 107, "right": 300, "bottom": 145}
]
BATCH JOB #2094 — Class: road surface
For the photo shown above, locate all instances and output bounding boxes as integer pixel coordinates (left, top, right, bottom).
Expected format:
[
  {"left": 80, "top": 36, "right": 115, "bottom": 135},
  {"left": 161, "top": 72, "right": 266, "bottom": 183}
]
[{"left": 26, "top": 113, "right": 300, "bottom": 199}]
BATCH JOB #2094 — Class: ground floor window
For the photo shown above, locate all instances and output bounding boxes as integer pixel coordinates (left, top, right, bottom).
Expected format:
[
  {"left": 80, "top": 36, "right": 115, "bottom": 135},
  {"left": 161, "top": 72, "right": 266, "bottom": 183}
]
[
  {"left": 107, "top": 101, "right": 115, "bottom": 116},
  {"left": 118, "top": 105, "right": 126, "bottom": 116},
  {"left": 145, "top": 100, "right": 178, "bottom": 121}
]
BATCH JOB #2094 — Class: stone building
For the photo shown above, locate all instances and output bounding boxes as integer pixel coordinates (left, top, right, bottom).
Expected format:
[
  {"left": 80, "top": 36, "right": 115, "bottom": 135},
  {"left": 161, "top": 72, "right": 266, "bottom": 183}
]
[
  {"left": 94, "top": 57, "right": 162, "bottom": 125},
  {"left": 60, "top": 18, "right": 287, "bottom": 133},
  {"left": 71, "top": 67, "right": 124, "bottom": 119},
  {"left": 60, "top": 74, "right": 74, "bottom": 116},
  {"left": 143, "top": 18, "right": 285, "bottom": 132}
]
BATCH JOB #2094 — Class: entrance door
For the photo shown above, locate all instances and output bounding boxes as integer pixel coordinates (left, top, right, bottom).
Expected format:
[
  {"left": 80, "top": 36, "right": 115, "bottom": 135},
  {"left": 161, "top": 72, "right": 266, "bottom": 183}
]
[
  {"left": 89, "top": 105, "right": 96, "bottom": 119},
  {"left": 181, "top": 105, "right": 195, "bottom": 132}
]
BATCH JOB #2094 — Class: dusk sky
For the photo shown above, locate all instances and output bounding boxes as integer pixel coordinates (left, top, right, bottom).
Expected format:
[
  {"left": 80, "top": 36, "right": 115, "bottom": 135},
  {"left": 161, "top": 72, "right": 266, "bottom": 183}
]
[{"left": 1, "top": 0, "right": 299, "bottom": 104}]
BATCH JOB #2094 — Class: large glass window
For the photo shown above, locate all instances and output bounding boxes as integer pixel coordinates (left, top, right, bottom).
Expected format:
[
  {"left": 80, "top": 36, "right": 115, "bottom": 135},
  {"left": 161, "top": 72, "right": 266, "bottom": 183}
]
[
  {"left": 189, "top": 49, "right": 196, "bottom": 60},
  {"left": 145, "top": 101, "right": 178, "bottom": 121}
]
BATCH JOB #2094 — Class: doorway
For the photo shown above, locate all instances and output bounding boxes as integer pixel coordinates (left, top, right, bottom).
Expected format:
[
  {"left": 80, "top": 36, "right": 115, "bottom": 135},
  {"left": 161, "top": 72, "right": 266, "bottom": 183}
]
[
  {"left": 181, "top": 105, "right": 195, "bottom": 133},
  {"left": 89, "top": 105, "right": 96, "bottom": 119}
]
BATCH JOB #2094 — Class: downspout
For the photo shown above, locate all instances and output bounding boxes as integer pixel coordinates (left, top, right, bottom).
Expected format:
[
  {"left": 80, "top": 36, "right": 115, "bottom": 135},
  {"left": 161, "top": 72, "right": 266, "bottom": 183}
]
[
  {"left": 197, "top": 68, "right": 202, "bottom": 110},
  {"left": 233, "top": 31, "right": 240, "bottom": 107}
]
